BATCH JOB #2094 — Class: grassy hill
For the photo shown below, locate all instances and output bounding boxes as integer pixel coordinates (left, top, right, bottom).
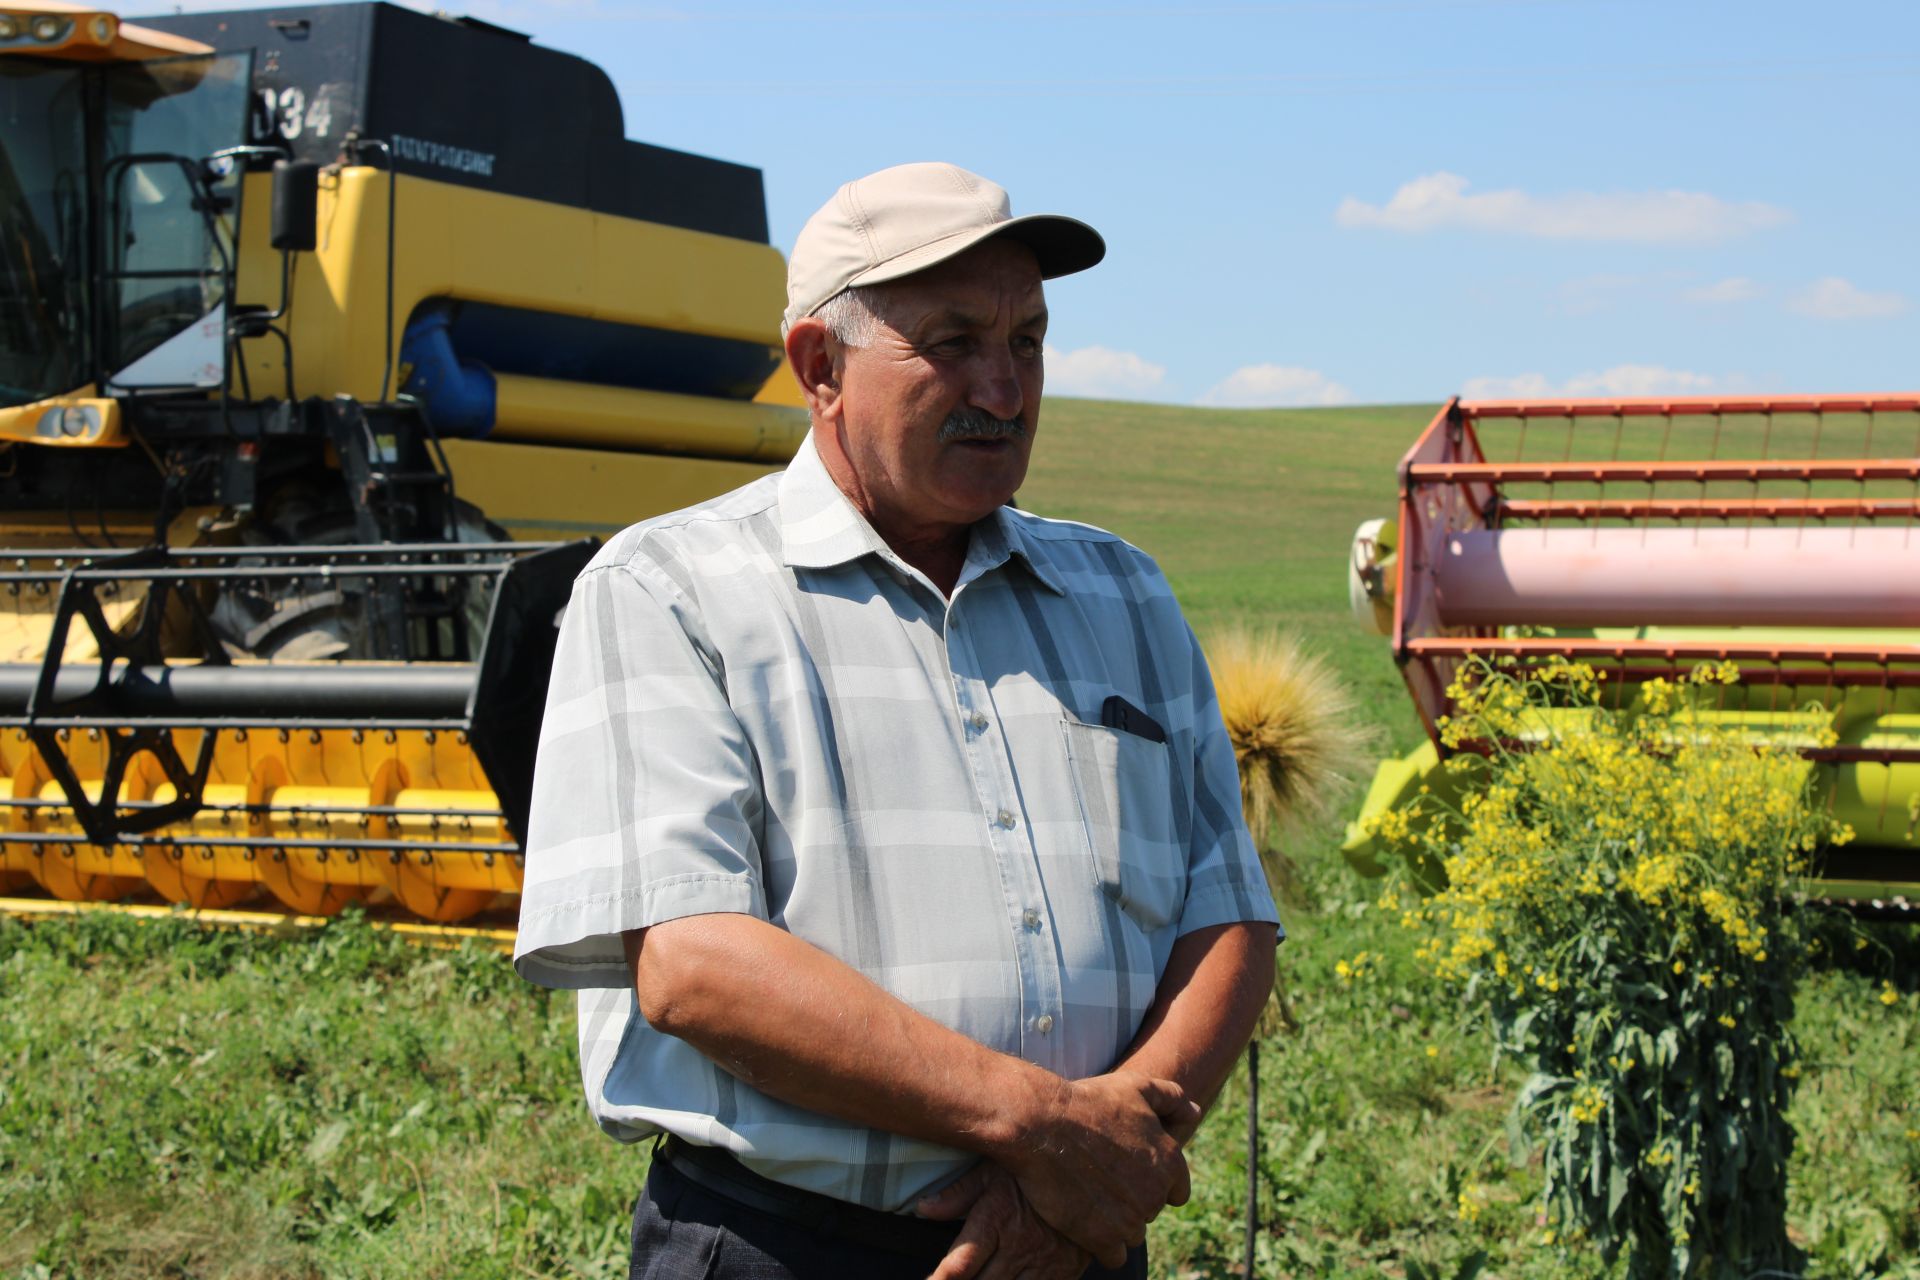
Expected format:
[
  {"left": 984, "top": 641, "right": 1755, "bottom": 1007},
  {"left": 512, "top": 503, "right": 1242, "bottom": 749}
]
[
  {"left": 1025, "top": 398, "right": 1424, "bottom": 634},
  {"left": 1, "top": 399, "right": 1914, "bottom": 1280}
]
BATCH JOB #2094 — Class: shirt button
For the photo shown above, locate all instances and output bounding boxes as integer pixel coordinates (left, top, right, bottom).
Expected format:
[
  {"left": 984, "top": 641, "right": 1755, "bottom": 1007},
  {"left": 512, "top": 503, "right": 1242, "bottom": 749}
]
[
  {"left": 970, "top": 711, "right": 990, "bottom": 732},
  {"left": 1022, "top": 908, "right": 1041, "bottom": 930},
  {"left": 1035, "top": 1014, "right": 1055, "bottom": 1034},
  {"left": 995, "top": 809, "right": 1015, "bottom": 829}
]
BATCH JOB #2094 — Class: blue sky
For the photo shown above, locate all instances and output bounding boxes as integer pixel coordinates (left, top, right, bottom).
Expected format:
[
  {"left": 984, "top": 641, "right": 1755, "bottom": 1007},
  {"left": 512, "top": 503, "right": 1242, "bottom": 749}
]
[{"left": 159, "top": 0, "right": 1919, "bottom": 406}]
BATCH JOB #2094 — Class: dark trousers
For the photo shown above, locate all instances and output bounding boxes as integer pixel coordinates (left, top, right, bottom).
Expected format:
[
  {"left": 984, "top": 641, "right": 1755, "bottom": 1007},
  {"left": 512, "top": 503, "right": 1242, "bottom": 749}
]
[{"left": 631, "top": 1155, "right": 1148, "bottom": 1280}]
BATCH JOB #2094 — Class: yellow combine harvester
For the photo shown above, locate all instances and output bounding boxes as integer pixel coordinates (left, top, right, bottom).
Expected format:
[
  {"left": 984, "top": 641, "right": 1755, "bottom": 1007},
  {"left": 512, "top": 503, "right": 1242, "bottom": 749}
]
[{"left": 0, "top": 1, "right": 805, "bottom": 926}]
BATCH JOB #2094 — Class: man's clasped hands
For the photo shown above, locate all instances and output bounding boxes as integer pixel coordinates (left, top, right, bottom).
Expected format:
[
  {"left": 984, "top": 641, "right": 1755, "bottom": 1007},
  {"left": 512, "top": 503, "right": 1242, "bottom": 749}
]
[{"left": 915, "top": 1069, "right": 1202, "bottom": 1280}]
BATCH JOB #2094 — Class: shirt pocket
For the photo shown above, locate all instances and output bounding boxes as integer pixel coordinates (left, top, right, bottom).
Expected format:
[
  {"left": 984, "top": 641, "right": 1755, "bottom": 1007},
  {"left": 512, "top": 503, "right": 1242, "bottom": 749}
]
[{"left": 1060, "top": 716, "right": 1185, "bottom": 932}]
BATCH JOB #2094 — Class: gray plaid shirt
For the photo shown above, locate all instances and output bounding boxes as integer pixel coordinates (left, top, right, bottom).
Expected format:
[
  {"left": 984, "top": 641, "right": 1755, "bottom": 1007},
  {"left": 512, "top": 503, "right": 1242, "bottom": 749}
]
[{"left": 513, "top": 433, "right": 1279, "bottom": 1211}]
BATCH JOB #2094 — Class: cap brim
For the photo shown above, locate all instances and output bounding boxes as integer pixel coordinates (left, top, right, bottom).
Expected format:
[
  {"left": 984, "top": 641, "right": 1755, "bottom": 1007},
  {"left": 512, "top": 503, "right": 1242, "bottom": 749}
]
[{"left": 842, "top": 213, "right": 1107, "bottom": 296}]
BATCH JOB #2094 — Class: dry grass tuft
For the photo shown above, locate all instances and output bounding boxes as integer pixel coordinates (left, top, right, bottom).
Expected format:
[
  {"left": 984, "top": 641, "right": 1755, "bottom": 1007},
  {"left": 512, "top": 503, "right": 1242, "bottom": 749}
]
[
  {"left": 1204, "top": 624, "right": 1376, "bottom": 907},
  {"left": 1205, "top": 625, "right": 1377, "bottom": 1035}
]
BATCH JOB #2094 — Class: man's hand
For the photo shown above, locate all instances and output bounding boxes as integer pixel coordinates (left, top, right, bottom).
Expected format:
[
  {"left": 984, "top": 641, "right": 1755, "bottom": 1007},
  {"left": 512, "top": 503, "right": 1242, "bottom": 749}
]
[
  {"left": 998, "top": 1070, "right": 1197, "bottom": 1268},
  {"left": 917, "top": 1163, "right": 1090, "bottom": 1280}
]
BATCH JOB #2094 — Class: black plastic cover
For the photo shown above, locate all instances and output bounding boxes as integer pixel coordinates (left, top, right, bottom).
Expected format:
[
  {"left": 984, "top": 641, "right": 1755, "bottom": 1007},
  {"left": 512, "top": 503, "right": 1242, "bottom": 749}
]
[
  {"left": 269, "top": 157, "right": 320, "bottom": 250},
  {"left": 466, "top": 539, "right": 599, "bottom": 845}
]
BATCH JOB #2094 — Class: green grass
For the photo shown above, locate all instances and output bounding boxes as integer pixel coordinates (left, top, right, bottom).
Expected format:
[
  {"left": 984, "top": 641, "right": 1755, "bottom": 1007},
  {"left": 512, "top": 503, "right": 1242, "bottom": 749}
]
[
  {"left": 3, "top": 397, "right": 1916, "bottom": 1279},
  {"left": 0, "top": 914, "right": 630, "bottom": 1279}
]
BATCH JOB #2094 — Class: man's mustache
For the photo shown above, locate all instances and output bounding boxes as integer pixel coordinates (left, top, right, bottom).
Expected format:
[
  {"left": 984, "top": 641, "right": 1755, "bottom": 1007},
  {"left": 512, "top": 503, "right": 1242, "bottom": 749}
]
[{"left": 937, "top": 407, "right": 1028, "bottom": 443}]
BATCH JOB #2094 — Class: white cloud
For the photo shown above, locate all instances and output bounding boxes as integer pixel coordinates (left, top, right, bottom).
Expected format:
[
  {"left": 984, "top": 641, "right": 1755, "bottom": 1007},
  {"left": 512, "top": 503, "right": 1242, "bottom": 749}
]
[
  {"left": 1787, "top": 276, "right": 1909, "bottom": 320},
  {"left": 1460, "top": 373, "right": 1556, "bottom": 399},
  {"left": 1462, "top": 365, "right": 1720, "bottom": 399},
  {"left": 1336, "top": 173, "right": 1791, "bottom": 244},
  {"left": 1043, "top": 344, "right": 1168, "bottom": 399},
  {"left": 1198, "top": 365, "right": 1352, "bottom": 408},
  {"left": 1683, "top": 277, "right": 1765, "bottom": 304}
]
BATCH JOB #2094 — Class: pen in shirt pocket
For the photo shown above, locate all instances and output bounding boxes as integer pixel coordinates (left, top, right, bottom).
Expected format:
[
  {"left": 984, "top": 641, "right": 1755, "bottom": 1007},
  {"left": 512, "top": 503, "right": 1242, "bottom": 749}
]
[{"left": 1100, "top": 694, "right": 1166, "bottom": 743}]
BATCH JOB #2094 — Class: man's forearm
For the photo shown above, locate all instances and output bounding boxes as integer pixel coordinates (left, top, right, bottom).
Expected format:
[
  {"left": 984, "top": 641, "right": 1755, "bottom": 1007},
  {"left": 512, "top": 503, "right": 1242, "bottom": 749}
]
[
  {"left": 626, "top": 913, "right": 1054, "bottom": 1158},
  {"left": 1116, "top": 921, "right": 1278, "bottom": 1116}
]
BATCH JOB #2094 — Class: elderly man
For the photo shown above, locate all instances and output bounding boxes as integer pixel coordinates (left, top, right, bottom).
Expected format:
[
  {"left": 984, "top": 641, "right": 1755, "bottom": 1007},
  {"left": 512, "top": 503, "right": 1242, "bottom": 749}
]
[{"left": 513, "top": 162, "right": 1281, "bottom": 1280}]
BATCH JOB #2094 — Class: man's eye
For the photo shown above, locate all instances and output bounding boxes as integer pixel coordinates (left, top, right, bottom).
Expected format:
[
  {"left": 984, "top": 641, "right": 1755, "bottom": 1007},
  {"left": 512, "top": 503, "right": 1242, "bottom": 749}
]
[
  {"left": 927, "top": 336, "right": 971, "bottom": 356},
  {"left": 1013, "top": 336, "right": 1043, "bottom": 357}
]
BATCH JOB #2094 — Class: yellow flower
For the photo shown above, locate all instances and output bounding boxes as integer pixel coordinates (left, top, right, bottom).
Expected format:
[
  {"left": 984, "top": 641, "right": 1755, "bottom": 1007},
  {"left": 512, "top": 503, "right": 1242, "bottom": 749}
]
[
  {"left": 1717, "top": 1014, "right": 1737, "bottom": 1029},
  {"left": 1569, "top": 1086, "right": 1608, "bottom": 1124},
  {"left": 1880, "top": 982, "right": 1901, "bottom": 1007},
  {"left": 1426, "top": 1045, "right": 1440, "bottom": 1058}
]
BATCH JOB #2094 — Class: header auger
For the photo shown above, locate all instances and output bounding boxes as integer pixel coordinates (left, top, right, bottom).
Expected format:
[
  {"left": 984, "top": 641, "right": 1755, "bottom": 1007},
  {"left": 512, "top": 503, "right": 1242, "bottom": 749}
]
[{"left": 1, "top": 2, "right": 806, "bottom": 929}]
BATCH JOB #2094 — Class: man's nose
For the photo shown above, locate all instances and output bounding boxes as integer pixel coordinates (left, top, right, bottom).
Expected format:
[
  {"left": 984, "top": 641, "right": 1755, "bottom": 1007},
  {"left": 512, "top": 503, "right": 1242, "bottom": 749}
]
[{"left": 967, "top": 345, "right": 1026, "bottom": 422}]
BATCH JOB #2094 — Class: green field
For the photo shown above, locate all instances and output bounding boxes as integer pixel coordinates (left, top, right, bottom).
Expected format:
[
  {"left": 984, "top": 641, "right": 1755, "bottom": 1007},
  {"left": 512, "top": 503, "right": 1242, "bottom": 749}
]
[{"left": 3, "top": 399, "right": 1916, "bottom": 1279}]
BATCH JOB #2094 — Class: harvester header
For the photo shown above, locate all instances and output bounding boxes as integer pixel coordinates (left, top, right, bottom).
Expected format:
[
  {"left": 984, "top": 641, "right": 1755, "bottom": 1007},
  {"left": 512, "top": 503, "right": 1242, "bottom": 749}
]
[{"left": 1348, "top": 394, "right": 1920, "bottom": 912}]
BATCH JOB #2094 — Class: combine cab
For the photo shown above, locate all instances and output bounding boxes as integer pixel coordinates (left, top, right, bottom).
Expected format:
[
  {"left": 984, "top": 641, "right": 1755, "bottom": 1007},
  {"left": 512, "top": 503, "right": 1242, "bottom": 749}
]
[
  {"left": 1346, "top": 395, "right": 1920, "bottom": 914},
  {"left": 0, "top": 3, "right": 806, "bottom": 926}
]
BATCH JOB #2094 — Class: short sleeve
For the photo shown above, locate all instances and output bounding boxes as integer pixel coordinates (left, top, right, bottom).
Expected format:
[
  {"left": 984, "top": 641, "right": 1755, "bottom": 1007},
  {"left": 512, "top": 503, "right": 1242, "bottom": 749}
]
[
  {"left": 1173, "top": 625, "right": 1284, "bottom": 940},
  {"left": 512, "top": 559, "right": 767, "bottom": 989}
]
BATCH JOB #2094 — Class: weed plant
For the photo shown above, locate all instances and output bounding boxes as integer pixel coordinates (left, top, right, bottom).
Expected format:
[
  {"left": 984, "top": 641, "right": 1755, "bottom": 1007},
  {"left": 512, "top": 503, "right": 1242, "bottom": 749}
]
[{"left": 1366, "top": 658, "right": 1870, "bottom": 1278}]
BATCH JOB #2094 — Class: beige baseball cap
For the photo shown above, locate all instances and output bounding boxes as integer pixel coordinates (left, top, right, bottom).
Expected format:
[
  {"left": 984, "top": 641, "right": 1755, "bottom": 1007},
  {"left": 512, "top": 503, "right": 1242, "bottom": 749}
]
[{"left": 783, "top": 162, "right": 1106, "bottom": 332}]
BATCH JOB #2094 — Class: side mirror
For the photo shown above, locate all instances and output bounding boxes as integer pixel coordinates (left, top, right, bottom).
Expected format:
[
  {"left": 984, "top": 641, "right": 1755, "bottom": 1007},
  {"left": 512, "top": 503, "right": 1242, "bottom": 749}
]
[{"left": 270, "top": 159, "right": 320, "bottom": 252}]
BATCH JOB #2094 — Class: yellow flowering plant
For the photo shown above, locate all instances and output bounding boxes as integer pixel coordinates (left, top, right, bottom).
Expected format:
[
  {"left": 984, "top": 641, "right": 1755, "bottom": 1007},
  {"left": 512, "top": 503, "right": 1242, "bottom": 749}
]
[{"left": 1371, "top": 657, "right": 1852, "bottom": 1279}]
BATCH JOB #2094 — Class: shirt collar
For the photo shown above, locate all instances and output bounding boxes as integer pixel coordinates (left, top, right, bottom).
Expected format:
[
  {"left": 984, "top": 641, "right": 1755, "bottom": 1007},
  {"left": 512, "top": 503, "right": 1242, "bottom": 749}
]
[
  {"left": 988, "top": 505, "right": 1070, "bottom": 596},
  {"left": 778, "top": 432, "right": 892, "bottom": 571},
  {"left": 778, "top": 431, "right": 1067, "bottom": 596}
]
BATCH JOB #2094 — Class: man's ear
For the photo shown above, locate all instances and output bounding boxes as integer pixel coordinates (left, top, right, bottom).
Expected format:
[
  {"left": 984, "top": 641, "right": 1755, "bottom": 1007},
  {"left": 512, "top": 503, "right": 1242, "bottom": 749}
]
[{"left": 784, "top": 318, "right": 843, "bottom": 420}]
